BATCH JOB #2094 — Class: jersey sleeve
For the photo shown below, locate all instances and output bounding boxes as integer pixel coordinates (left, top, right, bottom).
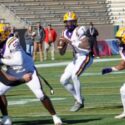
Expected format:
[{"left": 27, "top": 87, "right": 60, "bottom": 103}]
[
  {"left": 71, "top": 26, "right": 87, "bottom": 47},
  {"left": 8, "top": 37, "right": 22, "bottom": 52},
  {"left": 0, "top": 37, "right": 23, "bottom": 66},
  {"left": 76, "top": 26, "right": 87, "bottom": 39}
]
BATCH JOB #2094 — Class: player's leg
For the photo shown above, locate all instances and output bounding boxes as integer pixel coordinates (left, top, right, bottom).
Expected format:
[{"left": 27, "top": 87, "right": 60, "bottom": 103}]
[
  {"left": 26, "top": 44, "right": 30, "bottom": 55},
  {"left": 94, "top": 40, "right": 100, "bottom": 57},
  {"left": 0, "top": 95, "right": 8, "bottom": 116},
  {"left": 50, "top": 42, "right": 55, "bottom": 60},
  {"left": 33, "top": 42, "right": 38, "bottom": 61},
  {"left": 31, "top": 45, "right": 34, "bottom": 57},
  {"left": 70, "top": 55, "right": 93, "bottom": 111},
  {"left": 115, "top": 83, "right": 125, "bottom": 119},
  {"left": 44, "top": 42, "right": 49, "bottom": 60},
  {"left": 38, "top": 42, "right": 43, "bottom": 62},
  {"left": 26, "top": 70, "right": 62, "bottom": 125},
  {"left": 0, "top": 83, "right": 12, "bottom": 125},
  {"left": 60, "top": 62, "right": 78, "bottom": 100}
]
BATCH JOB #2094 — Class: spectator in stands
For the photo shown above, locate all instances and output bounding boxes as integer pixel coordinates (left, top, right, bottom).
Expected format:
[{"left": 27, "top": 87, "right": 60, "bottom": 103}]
[
  {"left": 9, "top": 26, "right": 16, "bottom": 37},
  {"left": 14, "top": 31, "right": 19, "bottom": 39},
  {"left": 44, "top": 24, "right": 57, "bottom": 60},
  {"left": 9, "top": 26, "right": 19, "bottom": 39},
  {"left": 24, "top": 26, "right": 34, "bottom": 56},
  {"left": 86, "top": 22, "right": 99, "bottom": 57},
  {"left": 33, "top": 23, "right": 45, "bottom": 62}
]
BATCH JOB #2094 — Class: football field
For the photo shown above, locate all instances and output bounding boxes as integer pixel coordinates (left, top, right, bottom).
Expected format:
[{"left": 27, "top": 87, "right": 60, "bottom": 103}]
[{"left": 2, "top": 52, "right": 125, "bottom": 125}]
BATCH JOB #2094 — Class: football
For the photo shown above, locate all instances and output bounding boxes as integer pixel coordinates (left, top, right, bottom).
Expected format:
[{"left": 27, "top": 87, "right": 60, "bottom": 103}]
[
  {"left": 57, "top": 37, "right": 68, "bottom": 55},
  {"left": 57, "top": 37, "right": 67, "bottom": 48}
]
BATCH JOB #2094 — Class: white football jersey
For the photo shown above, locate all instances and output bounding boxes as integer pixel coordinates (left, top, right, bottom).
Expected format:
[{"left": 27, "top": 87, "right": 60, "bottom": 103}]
[
  {"left": 1, "top": 36, "right": 34, "bottom": 77},
  {"left": 63, "top": 26, "right": 90, "bottom": 55}
]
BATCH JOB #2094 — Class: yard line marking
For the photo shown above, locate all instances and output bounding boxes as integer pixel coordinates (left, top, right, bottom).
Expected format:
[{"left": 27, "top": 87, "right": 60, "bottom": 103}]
[
  {"left": 35, "top": 58, "right": 121, "bottom": 68},
  {"left": 81, "top": 71, "right": 125, "bottom": 76},
  {"left": 55, "top": 71, "right": 125, "bottom": 77},
  {"left": 8, "top": 98, "right": 66, "bottom": 106}
]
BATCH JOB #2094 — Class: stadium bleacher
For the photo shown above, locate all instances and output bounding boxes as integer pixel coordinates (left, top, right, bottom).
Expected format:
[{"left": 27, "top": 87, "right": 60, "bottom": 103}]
[
  {"left": 0, "top": 0, "right": 111, "bottom": 27},
  {"left": 1, "top": 0, "right": 125, "bottom": 39},
  {"left": 107, "top": 0, "right": 125, "bottom": 26}
]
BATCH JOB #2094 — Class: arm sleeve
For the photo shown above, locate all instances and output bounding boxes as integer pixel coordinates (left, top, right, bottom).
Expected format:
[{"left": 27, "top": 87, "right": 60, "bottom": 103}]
[
  {"left": 77, "top": 26, "right": 87, "bottom": 38},
  {"left": 0, "top": 38, "right": 23, "bottom": 66},
  {"left": 0, "top": 51, "right": 23, "bottom": 66}
]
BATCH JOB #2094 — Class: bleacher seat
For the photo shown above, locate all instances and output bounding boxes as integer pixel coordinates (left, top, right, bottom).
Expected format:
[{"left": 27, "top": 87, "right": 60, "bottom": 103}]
[{"left": 0, "top": 0, "right": 111, "bottom": 26}]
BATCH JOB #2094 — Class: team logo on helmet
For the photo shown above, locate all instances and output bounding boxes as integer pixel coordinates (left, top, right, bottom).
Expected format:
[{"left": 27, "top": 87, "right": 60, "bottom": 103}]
[{"left": 63, "top": 11, "right": 77, "bottom": 22}]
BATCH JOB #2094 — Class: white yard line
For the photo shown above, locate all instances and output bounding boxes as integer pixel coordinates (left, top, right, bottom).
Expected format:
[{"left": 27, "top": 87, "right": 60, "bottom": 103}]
[
  {"left": 35, "top": 58, "right": 121, "bottom": 68},
  {"left": 8, "top": 98, "right": 66, "bottom": 106},
  {"left": 81, "top": 71, "right": 125, "bottom": 76}
]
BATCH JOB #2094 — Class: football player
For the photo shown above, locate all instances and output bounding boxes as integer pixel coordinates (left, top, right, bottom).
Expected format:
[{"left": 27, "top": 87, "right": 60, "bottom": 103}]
[
  {"left": 59, "top": 12, "right": 94, "bottom": 112},
  {"left": 102, "top": 27, "right": 125, "bottom": 119},
  {"left": 0, "top": 24, "right": 62, "bottom": 125}
]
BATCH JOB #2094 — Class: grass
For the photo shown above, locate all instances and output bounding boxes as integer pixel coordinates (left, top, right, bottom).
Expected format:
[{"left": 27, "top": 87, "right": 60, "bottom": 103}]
[{"left": 1, "top": 52, "right": 125, "bottom": 125}]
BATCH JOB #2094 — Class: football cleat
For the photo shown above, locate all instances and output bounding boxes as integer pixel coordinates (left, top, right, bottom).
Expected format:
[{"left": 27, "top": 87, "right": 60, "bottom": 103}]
[
  {"left": 115, "top": 112, "right": 125, "bottom": 119},
  {"left": 1, "top": 116, "right": 12, "bottom": 125},
  {"left": 70, "top": 101, "right": 84, "bottom": 112}
]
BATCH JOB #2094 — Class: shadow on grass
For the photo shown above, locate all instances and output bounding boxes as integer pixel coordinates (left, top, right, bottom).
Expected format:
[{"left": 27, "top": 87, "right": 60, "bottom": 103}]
[
  {"left": 13, "top": 117, "right": 102, "bottom": 125},
  {"left": 64, "top": 117, "right": 102, "bottom": 124},
  {"left": 85, "top": 105, "right": 123, "bottom": 111}
]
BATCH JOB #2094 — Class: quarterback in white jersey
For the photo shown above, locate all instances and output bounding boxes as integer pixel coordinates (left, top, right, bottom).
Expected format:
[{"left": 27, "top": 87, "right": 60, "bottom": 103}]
[
  {"left": 59, "top": 12, "right": 94, "bottom": 112},
  {"left": 0, "top": 24, "right": 62, "bottom": 125},
  {"left": 102, "top": 27, "right": 125, "bottom": 119}
]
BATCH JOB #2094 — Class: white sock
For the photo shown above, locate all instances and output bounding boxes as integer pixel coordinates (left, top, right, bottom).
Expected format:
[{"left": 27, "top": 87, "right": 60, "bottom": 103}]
[
  {"left": 52, "top": 115, "right": 57, "bottom": 119},
  {"left": 121, "top": 94, "right": 125, "bottom": 113},
  {"left": 112, "top": 67, "right": 118, "bottom": 71},
  {"left": 72, "top": 76, "right": 83, "bottom": 104},
  {"left": 52, "top": 115, "right": 62, "bottom": 123}
]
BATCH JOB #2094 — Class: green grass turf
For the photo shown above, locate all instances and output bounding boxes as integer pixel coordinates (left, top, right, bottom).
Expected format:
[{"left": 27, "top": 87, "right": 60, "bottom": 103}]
[{"left": 1, "top": 52, "right": 125, "bottom": 125}]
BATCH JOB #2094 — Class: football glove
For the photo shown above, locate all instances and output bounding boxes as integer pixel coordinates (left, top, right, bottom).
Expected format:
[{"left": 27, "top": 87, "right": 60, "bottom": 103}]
[{"left": 102, "top": 67, "right": 112, "bottom": 75}]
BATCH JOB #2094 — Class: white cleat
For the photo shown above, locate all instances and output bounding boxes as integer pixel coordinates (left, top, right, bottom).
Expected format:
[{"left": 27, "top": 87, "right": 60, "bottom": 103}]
[
  {"left": 1, "top": 116, "right": 12, "bottom": 125},
  {"left": 53, "top": 115, "right": 63, "bottom": 125},
  {"left": 115, "top": 112, "right": 125, "bottom": 119},
  {"left": 70, "top": 101, "right": 84, "bottom": 112}
]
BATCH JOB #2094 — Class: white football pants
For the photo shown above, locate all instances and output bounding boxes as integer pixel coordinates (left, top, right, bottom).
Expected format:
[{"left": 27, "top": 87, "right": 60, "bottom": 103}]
[
  {"left": 60, "top": 54, "right": 93, "bottom": 104},
  {"left": 0, "top": 70, "right": 45, "bottom": 100}
]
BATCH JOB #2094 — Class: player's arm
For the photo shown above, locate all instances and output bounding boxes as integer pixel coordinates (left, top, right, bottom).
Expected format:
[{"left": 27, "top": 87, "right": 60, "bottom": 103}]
[
  {"left": 0, "top": 70, "right": 32, "bottom": 86},
  {"left": 71, "top": 26, "right": 90, "bottom": 50},
  {"left": 102, "top": 61, "right": 125, "bottom": 75},
  {"left": 57, "top": 33, "right": 68, "bottom": 55},
  {"left": 78, "top": 36, "right": 90, "bottom": 50},
  {"left": 0, "top": 51, "right": 23, "bottom": 66},
  {"left": 102, "top": 47, "right": 125, "bottom": 75},
  {"left": 119, "top": 46, "right": 125, "bottom": 61},
  {"left": 0, "top": 38, "right": 23, "bottom": 66}
]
